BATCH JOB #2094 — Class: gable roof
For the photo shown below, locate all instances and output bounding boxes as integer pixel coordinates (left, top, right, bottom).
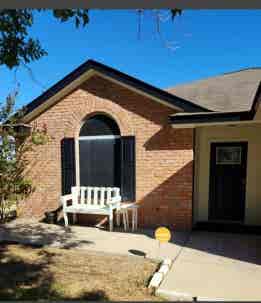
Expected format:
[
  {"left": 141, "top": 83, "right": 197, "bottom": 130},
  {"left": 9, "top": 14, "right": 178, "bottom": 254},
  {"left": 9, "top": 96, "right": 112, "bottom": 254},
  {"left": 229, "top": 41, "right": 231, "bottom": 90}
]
[
  {"left": 169, "top": 81, "right": 261, "bottom": 127},
  {"left": 21, "top": 59, "right": 209, "bottom": 122},
  {"left": 167, "top": 68, "right": 261, "bottom": 112}
]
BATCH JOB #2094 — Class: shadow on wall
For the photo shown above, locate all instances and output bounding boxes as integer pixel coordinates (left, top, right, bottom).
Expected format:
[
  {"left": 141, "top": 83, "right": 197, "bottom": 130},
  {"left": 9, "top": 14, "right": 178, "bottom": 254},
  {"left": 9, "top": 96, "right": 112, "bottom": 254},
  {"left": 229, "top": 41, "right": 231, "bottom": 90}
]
[
  {"left": 23, "top": 76, "right": 192, "bottom": 218},
  {"left": 72, "top": 76, "right": 194, "bottom": 228},
  {"left": 144, "top": 125, "right": 193, "bottom": 150},
  {"left": 137, "top": 161, "right": 193, "bottom": 231},
  {"left": 73, "top": 162, "right": 193, "bottom": 229}
]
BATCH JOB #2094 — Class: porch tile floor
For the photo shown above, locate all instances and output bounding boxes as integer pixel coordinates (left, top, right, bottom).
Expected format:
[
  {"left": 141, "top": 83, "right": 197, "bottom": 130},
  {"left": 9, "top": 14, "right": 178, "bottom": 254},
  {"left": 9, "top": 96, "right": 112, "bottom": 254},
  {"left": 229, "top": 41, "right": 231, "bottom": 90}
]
[{"left": 0, "top": 219, "right": 188, "bottom": 261}]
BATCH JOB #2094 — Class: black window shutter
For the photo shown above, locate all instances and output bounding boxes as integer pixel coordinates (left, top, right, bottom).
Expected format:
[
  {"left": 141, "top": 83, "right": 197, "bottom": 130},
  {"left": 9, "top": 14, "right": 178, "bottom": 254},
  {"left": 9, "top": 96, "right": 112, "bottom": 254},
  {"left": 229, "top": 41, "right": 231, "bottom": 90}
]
[
  {"left": 61, "top": 138, "right": 76, "bottom": 195},
  {"left": 121, "top": 136, "right": 136, "bottom": 201}
]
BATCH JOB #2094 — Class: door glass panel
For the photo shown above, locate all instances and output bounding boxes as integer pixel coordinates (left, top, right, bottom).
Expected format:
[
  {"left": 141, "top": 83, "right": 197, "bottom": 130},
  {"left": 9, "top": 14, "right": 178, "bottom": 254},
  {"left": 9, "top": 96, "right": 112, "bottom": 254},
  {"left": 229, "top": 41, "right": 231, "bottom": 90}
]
[{"left": 216, "top": 146, "right": 241, "bottom": 165}]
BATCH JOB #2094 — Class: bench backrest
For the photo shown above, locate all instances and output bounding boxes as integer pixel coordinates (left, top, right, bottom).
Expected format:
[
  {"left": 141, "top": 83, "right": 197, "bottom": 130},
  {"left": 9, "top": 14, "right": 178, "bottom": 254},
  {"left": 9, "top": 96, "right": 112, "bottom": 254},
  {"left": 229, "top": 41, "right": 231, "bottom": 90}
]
[{"left": 71, "top": 186, "right": 120, "bottom": 208}]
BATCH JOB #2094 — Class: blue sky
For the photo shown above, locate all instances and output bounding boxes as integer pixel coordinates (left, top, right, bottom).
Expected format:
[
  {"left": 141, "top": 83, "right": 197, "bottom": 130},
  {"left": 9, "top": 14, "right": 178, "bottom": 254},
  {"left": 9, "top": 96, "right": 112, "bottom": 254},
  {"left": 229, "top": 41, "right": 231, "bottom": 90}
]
[{"left": 1, "top": 9, "right": 261, "bottom": 109}]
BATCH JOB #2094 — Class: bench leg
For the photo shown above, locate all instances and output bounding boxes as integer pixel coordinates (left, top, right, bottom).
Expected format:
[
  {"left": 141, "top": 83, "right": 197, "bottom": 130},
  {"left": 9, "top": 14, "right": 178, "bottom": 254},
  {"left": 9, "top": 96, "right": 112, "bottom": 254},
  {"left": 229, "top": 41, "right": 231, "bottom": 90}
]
[
  {"left": 123, "top": 210, "right": 129, "bottom": 231},
  {"left": 132, "top": 209, "right": 135, "bottom": 232},
  {"left": 109, "top": 211, "right": 113, "bottom": 232},
  {"left": 125, "top": 210, "right": 130, "bottom": 230},
  {"left": 133, "top": 208, "right": 138, "bottom": 231},
  {"left": 123, "top": 211, "right": 126, "bottom": 231},
  {"left": 64, "top": 211, "right": 69, "bottom": 227},
  {"left": 116, "top": 211, "right": 120, "bottom": 227},
  {"left": 136, "top": 208, "right": 138, "bottom": 230}
]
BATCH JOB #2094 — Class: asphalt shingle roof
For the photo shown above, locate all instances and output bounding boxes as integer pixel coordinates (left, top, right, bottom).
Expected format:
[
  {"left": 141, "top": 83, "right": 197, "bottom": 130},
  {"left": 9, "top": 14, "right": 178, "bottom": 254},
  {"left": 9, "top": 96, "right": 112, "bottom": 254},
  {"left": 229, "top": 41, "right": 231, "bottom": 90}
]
[{"left": 167, "top": 68, "right": 261, "bottom": 112}]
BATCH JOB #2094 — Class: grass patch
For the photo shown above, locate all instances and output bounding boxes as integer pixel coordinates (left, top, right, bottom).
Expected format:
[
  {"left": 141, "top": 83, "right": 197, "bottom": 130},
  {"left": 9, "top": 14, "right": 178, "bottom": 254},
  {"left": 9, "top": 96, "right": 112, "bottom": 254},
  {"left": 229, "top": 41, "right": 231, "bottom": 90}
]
[{"left": 0, "top": 243, "right": 161, "bottom": 300}]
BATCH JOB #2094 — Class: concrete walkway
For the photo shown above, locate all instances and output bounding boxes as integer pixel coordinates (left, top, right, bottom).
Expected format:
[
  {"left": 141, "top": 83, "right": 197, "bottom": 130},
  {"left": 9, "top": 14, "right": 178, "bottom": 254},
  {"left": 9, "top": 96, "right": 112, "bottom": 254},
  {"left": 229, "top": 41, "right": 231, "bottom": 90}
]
[
  {"left": 0, "top": 219, "right": 188, "bottom": 260},
  {"left": 2, "top": 220, "right": 261, "bottom": 300},
  {"left": 158, "top": 231, "right": 261, "bottom": 301}
]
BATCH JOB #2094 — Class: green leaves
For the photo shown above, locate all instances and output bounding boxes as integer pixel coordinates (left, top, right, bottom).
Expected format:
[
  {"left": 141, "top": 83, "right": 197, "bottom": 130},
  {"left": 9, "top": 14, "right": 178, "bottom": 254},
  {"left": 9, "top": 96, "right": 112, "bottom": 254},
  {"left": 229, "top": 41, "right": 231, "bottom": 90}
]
[
  {"left": 0, "top": 9, "right": 46, "bottom": 68},
  {"left": 52, "top": 9, "right": 89, "bottom": 28},
  {"left": 0, "top": 9, "right": 89, "bottom": 69},
  {"left": 0, "top": 92, "right": 49, "bottom": 222},
  {"left": 0, "top": 91, "right": 17, "bottom": 123}
]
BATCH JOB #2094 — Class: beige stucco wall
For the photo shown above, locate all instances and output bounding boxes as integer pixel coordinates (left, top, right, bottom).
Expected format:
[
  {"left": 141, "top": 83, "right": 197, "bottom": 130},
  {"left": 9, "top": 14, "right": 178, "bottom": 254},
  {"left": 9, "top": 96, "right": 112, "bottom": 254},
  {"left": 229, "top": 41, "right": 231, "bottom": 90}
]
[{"left": 194, "top": 123, "right": 261, "bottom": 226}]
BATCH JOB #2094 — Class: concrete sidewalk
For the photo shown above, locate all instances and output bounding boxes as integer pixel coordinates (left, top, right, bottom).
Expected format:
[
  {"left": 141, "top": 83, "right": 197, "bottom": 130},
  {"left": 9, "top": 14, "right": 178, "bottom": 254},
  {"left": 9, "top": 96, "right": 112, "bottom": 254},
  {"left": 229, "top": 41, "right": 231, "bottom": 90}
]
[
  {"left": 2, "top": 220, "right": 261, "bottom": 300},
  {"left": 157, "top": 231, "right": 261, "bottom": 301},
  {"left": 0, "top": 219, "right": 188, "bottom": 261}
]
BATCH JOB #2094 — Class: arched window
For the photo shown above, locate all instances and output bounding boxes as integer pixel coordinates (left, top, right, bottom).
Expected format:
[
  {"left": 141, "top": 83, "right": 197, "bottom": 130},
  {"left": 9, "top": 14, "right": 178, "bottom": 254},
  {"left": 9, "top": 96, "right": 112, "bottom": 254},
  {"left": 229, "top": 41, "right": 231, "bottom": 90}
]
[
  {"left": 79, "top": 115, "right": 121, "bottom": 188},
  {"left": 79, "top": 115, "right": 120, "bottom": 137},
  {"left": 62, "top": 114, "right": 135, "bottom": 201}
]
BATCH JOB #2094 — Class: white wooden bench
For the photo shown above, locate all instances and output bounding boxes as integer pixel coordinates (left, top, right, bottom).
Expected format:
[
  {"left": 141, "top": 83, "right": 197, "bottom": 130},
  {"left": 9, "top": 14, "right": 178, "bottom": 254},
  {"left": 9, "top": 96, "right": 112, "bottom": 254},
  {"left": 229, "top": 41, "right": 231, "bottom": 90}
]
[{"left": 61, "top": 186, "right": 121, "bottom": 231}]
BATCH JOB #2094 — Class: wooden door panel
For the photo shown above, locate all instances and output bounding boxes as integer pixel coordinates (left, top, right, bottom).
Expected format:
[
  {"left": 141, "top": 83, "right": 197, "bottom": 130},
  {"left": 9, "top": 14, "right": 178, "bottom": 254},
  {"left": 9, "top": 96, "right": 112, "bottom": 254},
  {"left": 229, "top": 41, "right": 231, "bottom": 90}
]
[{"left": 209, "top": 142, "right": 247, "bottom": 222}]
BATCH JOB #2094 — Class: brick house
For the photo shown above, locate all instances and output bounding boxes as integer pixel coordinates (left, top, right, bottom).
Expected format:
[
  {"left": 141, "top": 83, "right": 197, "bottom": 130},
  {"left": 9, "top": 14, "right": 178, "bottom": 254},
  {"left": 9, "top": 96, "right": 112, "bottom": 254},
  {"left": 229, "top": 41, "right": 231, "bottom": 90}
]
[{"left": 19, "top": 60, "right": 261, "bottom": 231}]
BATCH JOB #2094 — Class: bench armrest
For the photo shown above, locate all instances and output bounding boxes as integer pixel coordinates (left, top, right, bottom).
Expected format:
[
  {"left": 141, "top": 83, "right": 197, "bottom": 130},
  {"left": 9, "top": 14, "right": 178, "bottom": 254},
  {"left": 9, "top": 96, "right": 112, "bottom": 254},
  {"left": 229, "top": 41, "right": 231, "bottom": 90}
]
[
  {"left": 60, "top": 194, "right": 73, "bottom": 208},
  {"left": 109, "top": 196, "right": 121, "bottom": 203},
  {"left": 108, "top": 196, "right": 121, "bottom": 209}
]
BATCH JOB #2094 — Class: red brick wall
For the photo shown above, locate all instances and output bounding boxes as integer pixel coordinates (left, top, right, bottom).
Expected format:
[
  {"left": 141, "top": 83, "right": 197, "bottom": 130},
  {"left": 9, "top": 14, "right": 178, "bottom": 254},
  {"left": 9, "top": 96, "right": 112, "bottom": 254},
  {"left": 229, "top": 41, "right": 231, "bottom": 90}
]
[{"left": 21, "top": 75, "right": 194, "bottom": 231}]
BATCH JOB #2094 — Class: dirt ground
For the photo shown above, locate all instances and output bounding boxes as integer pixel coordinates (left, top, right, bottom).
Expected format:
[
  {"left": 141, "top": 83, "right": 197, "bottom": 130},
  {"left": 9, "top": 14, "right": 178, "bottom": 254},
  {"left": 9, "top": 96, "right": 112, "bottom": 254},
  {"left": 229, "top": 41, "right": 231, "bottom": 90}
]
[{"left": 0, "top": 243, "right": 161, "bottom": 300}]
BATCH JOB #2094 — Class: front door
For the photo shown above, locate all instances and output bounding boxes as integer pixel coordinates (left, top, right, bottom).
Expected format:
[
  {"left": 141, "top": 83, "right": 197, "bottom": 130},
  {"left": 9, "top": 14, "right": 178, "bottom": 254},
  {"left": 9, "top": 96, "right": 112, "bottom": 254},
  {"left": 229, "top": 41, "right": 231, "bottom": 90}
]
[{"left": 209, "top": 142, "right": 247, "bottom": 222}]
